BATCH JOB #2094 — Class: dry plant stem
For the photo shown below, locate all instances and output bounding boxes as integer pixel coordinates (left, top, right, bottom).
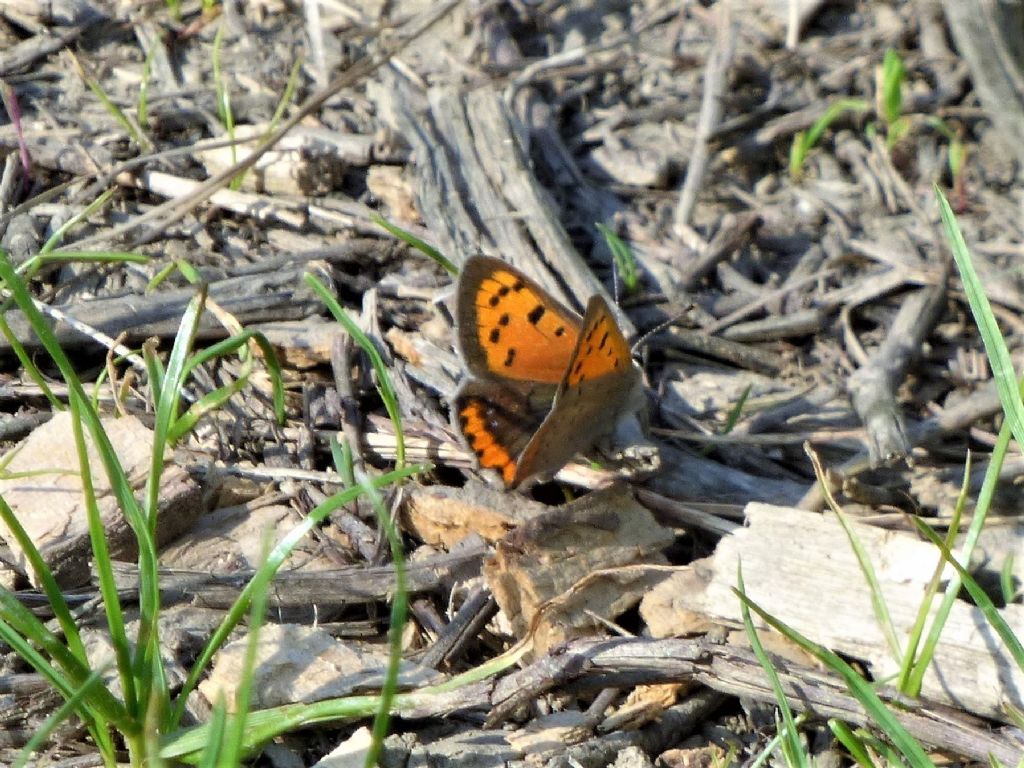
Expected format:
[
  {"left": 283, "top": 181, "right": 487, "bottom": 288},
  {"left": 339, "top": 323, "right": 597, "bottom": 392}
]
[
  {"left": 704, "top": 266, "right": 836, "bottom": 334},
  {"left": 673, "top": 1, "right": 735, "bottom": 233},
  {"left": 798, "top": 380, "right": 1004, "bottom": 510},
  {"left": 659, "top": 327, "right": 783, "bottom": 375},
  {"left": 60, "top": 0, "right": 460, "bottom": 251},
  {"left": 0, "top": 264, "right": 328, "bottom": 351},
  {"left": 419, "top": 586, "right": 497, "bottom": 669},
  {"left": 487, "top": 637, "right": 1021, "bottom": 765},
  {"left": 108, "top": 540, "right": 487, "bottom": 610},
  {"left": 0, "top": 24, "right": 86, "bottom": 77},
  {"left": 847, "top": 262, "right": 949, "bottom": 465},
  {"left": 330, "top": 333, "right": 367, "bottom": 475},
  {"left": 733, "top": 384, "right": 842, "bottom": 436},
  {"left": 635, "top": 489, "right": 740, "bottom": 536},
  {"left": 679, "top": 211, "right": 761, "bottom": 290}
]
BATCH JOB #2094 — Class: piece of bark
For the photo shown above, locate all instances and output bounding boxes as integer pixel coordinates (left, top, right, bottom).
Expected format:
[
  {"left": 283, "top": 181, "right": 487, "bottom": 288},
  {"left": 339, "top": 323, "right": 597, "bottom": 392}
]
[
  {"left": 0, "top": 263, "right": 333, "bottom": 352},
  {"left": 199, "top": 623, "right": 440, "bottom": 710},
  {"left": 401, "top": 483, "right": 551, "bottom": 549},
  {"left": 110, "top": 536, "right": 489, "bottom": 610},
  {"left": 254, "top": 318, "right": 344, "bottom": 369},
  {"left": 0, "top": 411, "right": 201, "bottom": 587},
  {"left": 642, "top": 444, "right": 806, "bottom": 506},
  {"left": 488, "top": 636, "right": 1022, "bottom": 765},
  {"left": 484, "top": 485, "right": 674, "bottom": 654},
  {"left": 377, "top": 79, "right": 633, "bottom": 334},
  {"left": 641, "top": 502, "right": 1024, "bottom": 723},
  {"left": 193, "top": 124, "right": 350, "bottom": 196}
]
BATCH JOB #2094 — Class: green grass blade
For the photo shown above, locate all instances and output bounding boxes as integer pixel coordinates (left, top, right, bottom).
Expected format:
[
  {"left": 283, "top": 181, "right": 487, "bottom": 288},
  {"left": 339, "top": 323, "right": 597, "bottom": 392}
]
[
  {"left": 143, "top": 337, "right": 166, "bottom": 406},
  {"left": 37, "top": 189, "right": 116, "bottom": 256},
  {"left": 148, "top": 288, "right": 205, "bottom": 529},
  {"left": 30, "top": 250, "right": 149, "bottom": 268},
  {"left": 305, "top": 273, "right": 405, "bottom": 467},
  {"left": 0, "top": 312, "right": 61, "bottom": 409},
  {"left": 833, "top": 508, "right": 902, "bottom": 662},
  {"left": 0, "top": 607, "right": 128, "bottom": 727},
  {"left": 212, "top": 22, "right": 236, "bottom": 167},
  {"left": 595, "top": 223, "right": 639, "bottom": 295},
  {"left": 900, "top": 450, "right": 972, "bottom": 694},
  {"left": 138, "top": 42, "right": 155, "bottom": 129},
  {"left": 1001, "top": 554, "right": 1017, "bottom": 604},
  {"left": 737, "top": 563, "right": 809, "bottom": 768},
  {"left": 790, "top": 99, "right": 869, "bottom": 180},
  {"left": 828, "top": 720, "right": 875, "bottom": 768},
  {"left": 354, "top": 463, "right": 408, "bottom": 768},
  {"left": 721, "top": 384, "right": 751, "bottom": 435},
  {"left": 16, "top": 666, "right": 114, "bottom": 768},
  {"left": 182, "top": 330, "right": 285, "bottom": 424},
  {"left": 912, "top": 517, "right": 1024, "bottom": 670},
  {"left": 169, "top": 378, "right": 247, "bottom": 443},
  {"left": 880, "top": 48, "right": 905, "bottom": 129},
  {"left": 806, "top": 99, "right": 870, "bottom": 150},
  {"left": 69, "top": 52, "right": 151, "bottom": 152},
  {"left": 0, "top": 494, "right": 85, "bottom": 660},
  {"left": 937, "top": 185, "right": 1024, "bottom": 448},
  {"left": 268, "top": 57, "right": 303, "bottom": 130},
  {"left": 68, "top": 393, "right": 140, "bottom": 715},
  {"left": 167, "top": 463, "right": 428, "bottom": 729},
  {"left": 732, "top": 589, "right": 934, "bottom": 768},
  {"left": 219, "top": 536, "right": 272, "bottom": 767},
  {"left": 162, "top": 639, "right": 530, "bottom": 762},
  {"left": 370, "top": 213, "right": 456, "bottom": 275}
]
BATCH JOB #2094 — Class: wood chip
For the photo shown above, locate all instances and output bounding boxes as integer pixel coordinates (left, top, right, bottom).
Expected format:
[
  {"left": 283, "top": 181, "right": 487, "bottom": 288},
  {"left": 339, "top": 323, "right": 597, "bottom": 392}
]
[
  {"left": 199, "top": 623, "right": 441, "bottom": 710},
  {"left": 0, "top": 411, "right": 201, "bottom": 587},
  {"left": 642, "top": 502, "right": 1024, "bottom": 723},
  {"left": 484, "top": 485, "right": 674, "bottom": 654}
]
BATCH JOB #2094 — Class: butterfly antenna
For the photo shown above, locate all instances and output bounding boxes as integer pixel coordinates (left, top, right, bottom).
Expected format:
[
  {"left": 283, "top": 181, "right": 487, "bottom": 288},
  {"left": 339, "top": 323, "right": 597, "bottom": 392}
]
[{"left": 629, "top": 304, "right": 695, "bottom": 355}]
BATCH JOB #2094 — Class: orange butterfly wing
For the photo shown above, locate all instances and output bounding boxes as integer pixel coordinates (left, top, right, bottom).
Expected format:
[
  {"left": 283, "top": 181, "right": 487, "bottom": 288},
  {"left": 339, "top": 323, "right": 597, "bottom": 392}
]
[
  {"left": 456, "top": 256, "right": 582, "bottom": 384},
  {"left": 512, "top": 295, "right": 641, "bottom": 486},
  {"left": 454, "top": 380, "right": 550, "bottom": 487},
  {"left": 562, "top": 295, "right": 635, "bottom": 389}
]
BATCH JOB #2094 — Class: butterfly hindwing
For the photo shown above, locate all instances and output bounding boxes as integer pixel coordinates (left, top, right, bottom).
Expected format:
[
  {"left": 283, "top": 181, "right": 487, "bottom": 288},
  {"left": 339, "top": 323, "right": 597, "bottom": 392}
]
[
  {"left": 456, "top": 256, "right": 582, "bottom": 385},
  {"left": 454, "top": 379, "right": 556, "bottom": 487}
]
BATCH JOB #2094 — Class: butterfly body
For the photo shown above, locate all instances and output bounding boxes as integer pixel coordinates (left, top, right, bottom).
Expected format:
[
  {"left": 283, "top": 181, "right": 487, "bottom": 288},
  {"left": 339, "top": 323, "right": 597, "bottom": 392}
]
[{"left": 454, "top": 256, "right": 643, "bottom": 488}]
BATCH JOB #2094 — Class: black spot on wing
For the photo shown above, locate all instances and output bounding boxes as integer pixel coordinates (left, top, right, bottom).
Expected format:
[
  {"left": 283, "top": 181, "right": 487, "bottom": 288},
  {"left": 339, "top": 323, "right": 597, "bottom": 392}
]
[{"left": 527, "top": 304, "right": 546, "bottom": 325}]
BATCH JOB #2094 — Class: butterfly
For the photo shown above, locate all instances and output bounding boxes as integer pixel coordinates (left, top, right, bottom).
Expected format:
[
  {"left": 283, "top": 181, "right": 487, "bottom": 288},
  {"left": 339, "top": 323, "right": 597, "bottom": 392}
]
[{"left": 453, "top": 256, "right": 644, "bottom": 488}]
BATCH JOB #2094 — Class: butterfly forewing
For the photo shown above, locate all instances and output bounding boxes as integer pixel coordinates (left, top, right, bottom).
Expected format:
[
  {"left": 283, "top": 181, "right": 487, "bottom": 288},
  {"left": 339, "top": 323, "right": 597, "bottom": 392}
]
[
  {"left": 513, "top": 295, "right": 642, "bottom": 485},
  {"left": 563, "top": 296, "right": 635, "bottom": 389},
  {"left": 457, "top": 256, "right": 582, "bottom": 384}
]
